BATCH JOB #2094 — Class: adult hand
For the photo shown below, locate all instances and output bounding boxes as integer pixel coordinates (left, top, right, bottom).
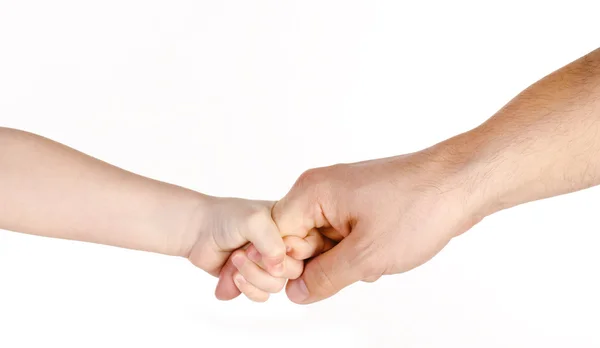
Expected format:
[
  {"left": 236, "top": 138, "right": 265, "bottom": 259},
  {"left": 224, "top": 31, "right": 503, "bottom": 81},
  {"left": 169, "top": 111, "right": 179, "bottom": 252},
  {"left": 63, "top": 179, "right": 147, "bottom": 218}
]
[
  {"left": 274, "top": 148, "right": 485, "bottom": 304},
  {"left": 274, "top": 47, "right": 600, "bottom": 304}
]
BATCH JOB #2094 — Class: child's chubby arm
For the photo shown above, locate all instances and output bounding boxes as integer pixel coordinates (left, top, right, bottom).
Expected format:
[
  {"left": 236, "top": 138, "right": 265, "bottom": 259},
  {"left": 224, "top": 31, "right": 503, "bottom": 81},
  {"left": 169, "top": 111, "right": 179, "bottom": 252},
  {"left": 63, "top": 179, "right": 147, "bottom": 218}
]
[
  {"left": 215, "top": 229, "right": 336, "bottom": 302},
  {"left": 0, "top": 127, "right": 286, "bottom": 277}
]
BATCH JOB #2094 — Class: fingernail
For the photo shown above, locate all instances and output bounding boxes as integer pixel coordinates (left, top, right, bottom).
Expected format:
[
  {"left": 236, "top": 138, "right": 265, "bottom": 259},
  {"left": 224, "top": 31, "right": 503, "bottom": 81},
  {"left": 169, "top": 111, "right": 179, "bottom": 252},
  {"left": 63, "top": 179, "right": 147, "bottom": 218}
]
[
  {"left": 247, "top": 248, "right": 260, "bottom": 263},
  {"left": 288, "top": 279, "right": 309, "bottom": 302},
  {"left": 232, "top": 254, "right": 245, "bottom": 268},
  {"left": 234, "top": 274, "right": 246, "bottom": 287}
]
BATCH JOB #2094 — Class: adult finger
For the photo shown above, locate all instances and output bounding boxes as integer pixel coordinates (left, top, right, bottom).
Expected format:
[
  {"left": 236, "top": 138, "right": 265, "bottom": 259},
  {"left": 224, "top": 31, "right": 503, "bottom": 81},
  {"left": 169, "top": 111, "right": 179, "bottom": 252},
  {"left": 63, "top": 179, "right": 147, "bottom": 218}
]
[
  {"left": 283, "top": 229, "right": 335, "bottom": 260},
  {"left": 286, "top": 232, "right": 366, "bottom": 304}
]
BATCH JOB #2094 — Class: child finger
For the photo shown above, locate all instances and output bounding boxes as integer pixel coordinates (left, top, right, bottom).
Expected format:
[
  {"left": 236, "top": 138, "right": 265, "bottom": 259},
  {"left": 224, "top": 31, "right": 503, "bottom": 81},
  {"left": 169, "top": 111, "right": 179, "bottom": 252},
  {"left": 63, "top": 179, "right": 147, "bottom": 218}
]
[
  {"left": 246, "top": 244, "right": 304, "bottom": 280},
  {"left": 215, "top": 257, "right": 242, "bottom": 301},
  {"left": 232, "top": 249, "right": 286, "bottom": 294},
  {"left": 233, "top": 272, "right": 270, "bottom": 303},
  {"left": 282, "top": 256, "right": 304, "bottom": 280},
  {"left": 241, "top": 217, "right": 286, "bottom": 276}
]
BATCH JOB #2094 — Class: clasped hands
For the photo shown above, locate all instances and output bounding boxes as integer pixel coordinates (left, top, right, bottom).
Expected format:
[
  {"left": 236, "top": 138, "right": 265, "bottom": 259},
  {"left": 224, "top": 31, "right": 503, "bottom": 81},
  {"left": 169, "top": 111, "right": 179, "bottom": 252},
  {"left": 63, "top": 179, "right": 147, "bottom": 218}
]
[{"left": 186, "top": 149, "right": 484, "bottom": 304}]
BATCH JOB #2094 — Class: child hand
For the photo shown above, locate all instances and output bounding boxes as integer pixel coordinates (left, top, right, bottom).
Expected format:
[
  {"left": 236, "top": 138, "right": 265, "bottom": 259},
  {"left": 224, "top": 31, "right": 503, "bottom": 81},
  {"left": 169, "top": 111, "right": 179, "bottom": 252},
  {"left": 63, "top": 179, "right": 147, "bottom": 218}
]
[
  {"left": 215, "top": 229, "right": 336, "bottom": 302},
  {"left": 185, "top": 197, "right": 287, "bottom": 279}
]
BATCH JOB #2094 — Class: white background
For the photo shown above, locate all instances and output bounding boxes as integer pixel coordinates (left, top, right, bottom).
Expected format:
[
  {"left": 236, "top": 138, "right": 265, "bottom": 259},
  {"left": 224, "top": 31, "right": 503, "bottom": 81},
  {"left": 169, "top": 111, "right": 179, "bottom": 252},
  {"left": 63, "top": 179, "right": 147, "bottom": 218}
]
[{"left": 1, "top": 1, "right": 599, "bottom": 347}]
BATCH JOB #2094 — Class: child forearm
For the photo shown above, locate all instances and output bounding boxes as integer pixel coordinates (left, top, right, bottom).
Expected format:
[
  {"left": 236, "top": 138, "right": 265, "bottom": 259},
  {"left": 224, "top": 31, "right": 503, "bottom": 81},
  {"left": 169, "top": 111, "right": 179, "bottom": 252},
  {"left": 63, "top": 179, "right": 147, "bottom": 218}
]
[{"left": 0, "top": 127, "right": 205, "bottom": 256}]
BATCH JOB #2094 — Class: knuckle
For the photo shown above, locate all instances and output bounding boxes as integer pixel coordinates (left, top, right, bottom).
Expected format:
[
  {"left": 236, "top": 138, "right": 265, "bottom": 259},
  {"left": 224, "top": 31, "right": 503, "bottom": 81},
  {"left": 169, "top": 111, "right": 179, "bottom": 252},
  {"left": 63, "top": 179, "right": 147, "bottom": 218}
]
[
  {"left": 294, "top": 166, "right": 338, "bottom": 194},
  {"left": 295, "top": 168, "right": 322, "bottom": 187},
  {"left": 297, "top": 164, "right": 345, "bottom": 188}
]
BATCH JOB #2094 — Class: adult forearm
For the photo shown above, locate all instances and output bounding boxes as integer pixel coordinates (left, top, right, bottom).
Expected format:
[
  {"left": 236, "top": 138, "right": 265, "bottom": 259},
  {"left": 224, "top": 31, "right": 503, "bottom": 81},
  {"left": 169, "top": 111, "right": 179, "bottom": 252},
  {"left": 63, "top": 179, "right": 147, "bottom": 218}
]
[
  {"left": 441, "top": 48, "right": 600, "bottom": 218},
  {"left": 0, "top": 128, "right": 204, "bottom": 256}
]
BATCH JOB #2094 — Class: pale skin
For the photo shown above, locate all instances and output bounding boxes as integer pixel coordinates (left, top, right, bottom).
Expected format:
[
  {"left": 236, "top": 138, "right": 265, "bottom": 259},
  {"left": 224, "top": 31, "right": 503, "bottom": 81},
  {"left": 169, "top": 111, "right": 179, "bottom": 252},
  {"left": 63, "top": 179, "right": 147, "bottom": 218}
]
[
  {"left": 0, "top": 128, "right": 306, "bottom": 300},
  {"left": 2, "top": 47, "right": 600, "bottom": 304},
  {"left": 218, "top": 47, "right": 600, "bottom": 304}
]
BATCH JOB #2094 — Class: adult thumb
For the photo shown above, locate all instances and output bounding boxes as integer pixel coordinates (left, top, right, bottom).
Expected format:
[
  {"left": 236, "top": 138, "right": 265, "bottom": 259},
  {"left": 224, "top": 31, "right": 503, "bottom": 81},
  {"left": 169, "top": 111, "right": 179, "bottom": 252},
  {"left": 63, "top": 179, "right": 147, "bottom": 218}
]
[{"left": 286, "top": 232, "right": 364, "bottom": 304}]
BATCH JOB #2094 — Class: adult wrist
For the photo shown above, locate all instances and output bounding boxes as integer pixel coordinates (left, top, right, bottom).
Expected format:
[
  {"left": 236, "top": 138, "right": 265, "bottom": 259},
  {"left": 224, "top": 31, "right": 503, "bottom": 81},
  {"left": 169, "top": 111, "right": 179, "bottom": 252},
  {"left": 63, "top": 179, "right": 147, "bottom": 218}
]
[{"left": 423, "top": 130, "right": 507, "bottom": 223}]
